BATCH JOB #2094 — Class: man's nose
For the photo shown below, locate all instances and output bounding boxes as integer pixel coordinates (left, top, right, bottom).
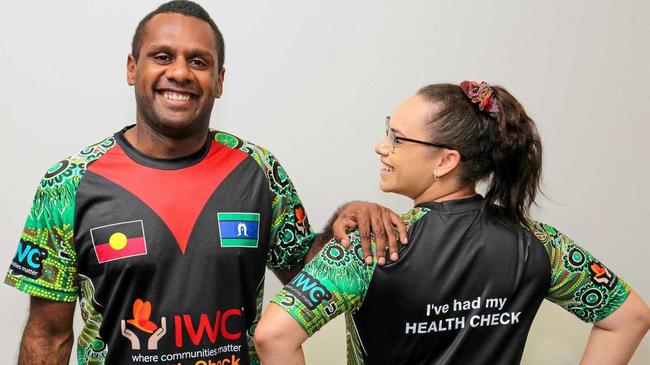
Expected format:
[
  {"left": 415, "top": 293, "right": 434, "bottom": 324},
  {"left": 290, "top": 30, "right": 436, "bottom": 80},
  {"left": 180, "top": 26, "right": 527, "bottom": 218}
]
[{"left": 165, "top": 58, "right": 191, "bottom": 83}]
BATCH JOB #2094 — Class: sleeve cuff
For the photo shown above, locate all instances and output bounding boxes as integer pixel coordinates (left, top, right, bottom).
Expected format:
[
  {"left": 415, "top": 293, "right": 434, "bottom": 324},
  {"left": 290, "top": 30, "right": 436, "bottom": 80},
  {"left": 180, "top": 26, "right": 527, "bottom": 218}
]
[{"left": 4, "top": 275, "right": 77, "bottom": 302}]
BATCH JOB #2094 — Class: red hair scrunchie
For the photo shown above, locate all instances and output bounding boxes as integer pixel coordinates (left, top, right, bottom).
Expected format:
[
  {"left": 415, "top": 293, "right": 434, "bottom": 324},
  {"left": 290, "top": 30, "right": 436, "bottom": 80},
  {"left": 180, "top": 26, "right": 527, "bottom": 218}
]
[{"left": 460, "top": 80, "right": 500, "bottom": 115}]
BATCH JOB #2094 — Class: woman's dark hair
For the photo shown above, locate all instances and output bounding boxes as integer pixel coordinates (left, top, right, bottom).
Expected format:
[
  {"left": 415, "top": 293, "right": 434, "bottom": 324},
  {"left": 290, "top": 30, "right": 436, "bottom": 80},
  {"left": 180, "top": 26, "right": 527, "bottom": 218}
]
[{"left": 417, "top": 83, "right": 542, "bottom": 226}]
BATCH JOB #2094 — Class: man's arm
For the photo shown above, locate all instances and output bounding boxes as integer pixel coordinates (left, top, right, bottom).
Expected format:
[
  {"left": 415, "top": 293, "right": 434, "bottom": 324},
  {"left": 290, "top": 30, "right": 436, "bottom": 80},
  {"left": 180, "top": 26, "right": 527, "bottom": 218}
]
[
  {"left": 274, "top": 232, "right": 332, "bottom": 284},
  {"left": 273, "top": 201, "right": 407, "bottom": 284},
  {"left": 580, "top": 290, "right": 650, "bottom": 364},
  {"left": 19, "top": 297, "right": 76, "bottom": 365}
]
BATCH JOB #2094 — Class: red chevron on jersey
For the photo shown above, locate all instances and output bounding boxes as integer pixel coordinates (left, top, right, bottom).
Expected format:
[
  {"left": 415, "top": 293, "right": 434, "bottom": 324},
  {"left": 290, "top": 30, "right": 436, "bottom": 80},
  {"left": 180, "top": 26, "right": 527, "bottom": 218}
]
[{"left": 88, "top": 141, "right": 248, "bottom": 253}]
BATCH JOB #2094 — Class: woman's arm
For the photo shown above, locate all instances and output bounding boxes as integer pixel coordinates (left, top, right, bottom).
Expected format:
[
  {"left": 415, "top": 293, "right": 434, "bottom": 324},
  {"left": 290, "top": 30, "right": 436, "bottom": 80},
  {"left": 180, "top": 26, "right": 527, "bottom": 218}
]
[
  {"left": 255, "top": 231, "right": 378, "bottom": 364},
  {"left": 580, "top": 290, "right": 650, "bottom": 364},
  {"left": 254, "top": 304, "right": 309, "bottom": 365},
  {"left": 529, "top": 221, "right": 649, "bottom": 363}
]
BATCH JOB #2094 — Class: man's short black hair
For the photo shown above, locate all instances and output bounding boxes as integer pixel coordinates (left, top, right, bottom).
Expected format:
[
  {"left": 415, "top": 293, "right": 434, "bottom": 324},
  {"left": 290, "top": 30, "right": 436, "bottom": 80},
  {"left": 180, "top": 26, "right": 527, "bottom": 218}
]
[{"left": 131, "top": 0, "right": 225, "bottom": 71}]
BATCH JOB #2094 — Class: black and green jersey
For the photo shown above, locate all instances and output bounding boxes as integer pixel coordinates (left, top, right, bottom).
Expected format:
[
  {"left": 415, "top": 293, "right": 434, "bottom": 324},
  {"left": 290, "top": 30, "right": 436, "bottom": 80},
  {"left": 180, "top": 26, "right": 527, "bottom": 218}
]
[
  {"left": 273, "top": 195, "right": 630, "bottom": 365},
  {"left": 5, "top": 126, "right": 316, "bottom": 365}
]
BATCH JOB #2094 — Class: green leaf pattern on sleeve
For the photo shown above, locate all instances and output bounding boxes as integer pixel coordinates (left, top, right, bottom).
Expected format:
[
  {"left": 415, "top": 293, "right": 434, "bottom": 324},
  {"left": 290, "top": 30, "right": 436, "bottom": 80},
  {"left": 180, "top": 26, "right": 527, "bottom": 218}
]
[
  {"left": 527, "top": 220, "right": 631, "bottom": 323},
  {"left": 214, "top": 132, "right": 316, "bottom": 271},
  {"left": 4, "top": 137, "right": 117, "bottom": 302}
]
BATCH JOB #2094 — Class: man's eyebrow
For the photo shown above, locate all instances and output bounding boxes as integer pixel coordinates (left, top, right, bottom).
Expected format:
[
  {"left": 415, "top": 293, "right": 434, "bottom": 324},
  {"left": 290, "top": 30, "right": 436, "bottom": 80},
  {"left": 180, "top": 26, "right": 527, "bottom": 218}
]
[
  {"left": 145, "top": 44, "right": 174, "bottom": 54},
  {"left": 187, "top": 48, "right": 215, "bottom": 61}
]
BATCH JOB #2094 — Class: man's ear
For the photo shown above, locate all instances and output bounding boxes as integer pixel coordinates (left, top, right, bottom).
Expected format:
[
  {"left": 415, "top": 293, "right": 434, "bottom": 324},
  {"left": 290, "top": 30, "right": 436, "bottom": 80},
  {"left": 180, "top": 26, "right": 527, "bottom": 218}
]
[
  {"left": 215, "top": 68, "right": 225, "bottom": 98},
  {"left": 127, "top": 54, "right": 137, "bottom": 86}
]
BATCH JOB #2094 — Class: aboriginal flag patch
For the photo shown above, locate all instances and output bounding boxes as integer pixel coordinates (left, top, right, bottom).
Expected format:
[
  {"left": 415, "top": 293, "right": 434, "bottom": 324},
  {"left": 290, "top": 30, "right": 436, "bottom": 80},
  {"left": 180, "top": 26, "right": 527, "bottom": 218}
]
[
  {"left": 90, "top": 220, "right": 147, "bottom": 263},
  {"left": 217, "top": 212, "right": 260, "bottom": 248}
]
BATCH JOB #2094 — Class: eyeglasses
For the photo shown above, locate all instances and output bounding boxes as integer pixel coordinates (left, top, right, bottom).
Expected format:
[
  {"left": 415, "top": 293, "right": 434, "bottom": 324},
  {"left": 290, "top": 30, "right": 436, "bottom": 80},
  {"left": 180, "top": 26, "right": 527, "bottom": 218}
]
[{"left": 385, "top": 116, "right": 463, "bottom": 159}]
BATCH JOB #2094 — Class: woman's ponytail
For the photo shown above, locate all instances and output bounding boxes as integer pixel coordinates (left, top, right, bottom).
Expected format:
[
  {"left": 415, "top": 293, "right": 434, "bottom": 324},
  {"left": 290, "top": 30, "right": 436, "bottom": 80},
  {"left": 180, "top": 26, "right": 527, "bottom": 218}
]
[{"left": 485, "top": 86, "right": 542, "bottom": 225}]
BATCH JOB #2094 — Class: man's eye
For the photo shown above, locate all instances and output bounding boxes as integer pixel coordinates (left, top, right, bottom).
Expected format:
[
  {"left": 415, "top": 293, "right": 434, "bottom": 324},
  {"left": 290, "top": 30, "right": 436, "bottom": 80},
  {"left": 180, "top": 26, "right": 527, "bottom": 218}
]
[
  {"left": 154, "top": 54, "right": 172, "bottom": 63},
  {"left": 393, "top": 137, "right": 403, "bottom": 144},
  {"left": 189, "top": 59, "right": 207, "bottom": 68}
]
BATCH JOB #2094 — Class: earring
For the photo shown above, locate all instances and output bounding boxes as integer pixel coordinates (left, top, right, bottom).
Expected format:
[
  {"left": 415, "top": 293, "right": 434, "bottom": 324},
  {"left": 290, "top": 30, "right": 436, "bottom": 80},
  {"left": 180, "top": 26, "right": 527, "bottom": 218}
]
[{"left": 433, "top": 171, "right": 439, "bottom": 181}]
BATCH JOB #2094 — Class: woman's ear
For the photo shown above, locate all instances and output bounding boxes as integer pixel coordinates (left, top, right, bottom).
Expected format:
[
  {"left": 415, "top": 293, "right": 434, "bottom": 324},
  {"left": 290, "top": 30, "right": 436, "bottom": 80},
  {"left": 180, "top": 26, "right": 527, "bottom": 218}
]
[{"left": 434, "top": 149, "right": 462, "bottom": 179}]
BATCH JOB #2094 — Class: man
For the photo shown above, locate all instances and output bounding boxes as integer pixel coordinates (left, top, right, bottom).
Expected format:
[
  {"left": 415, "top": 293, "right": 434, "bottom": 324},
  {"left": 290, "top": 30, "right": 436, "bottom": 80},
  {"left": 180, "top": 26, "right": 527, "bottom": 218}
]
[{"left": 5, "top": 1, "right": 406, "bottom": 364}]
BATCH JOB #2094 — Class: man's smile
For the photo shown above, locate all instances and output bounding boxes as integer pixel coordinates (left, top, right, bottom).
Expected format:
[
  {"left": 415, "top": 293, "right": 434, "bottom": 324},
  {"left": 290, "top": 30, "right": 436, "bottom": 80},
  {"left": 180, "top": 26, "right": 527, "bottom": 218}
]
[
  {"left": 154, "top": 88, "right": 199, "bottom": 107},
  {"left": 162, "top": 90, "right": 192, "bottom": 101}
]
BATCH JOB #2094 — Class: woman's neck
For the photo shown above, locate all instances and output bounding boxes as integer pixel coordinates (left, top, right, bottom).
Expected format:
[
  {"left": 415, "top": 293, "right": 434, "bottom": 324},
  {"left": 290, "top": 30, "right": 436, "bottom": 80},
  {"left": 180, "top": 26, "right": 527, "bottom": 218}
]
[{"left": 413, "top": 183, "right": 477, "bottom": 205}]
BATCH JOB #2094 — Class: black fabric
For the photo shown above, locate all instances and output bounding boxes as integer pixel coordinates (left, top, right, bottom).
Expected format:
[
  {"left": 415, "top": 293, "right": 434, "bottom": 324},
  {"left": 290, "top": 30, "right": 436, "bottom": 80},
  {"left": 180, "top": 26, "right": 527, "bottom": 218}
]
[
  {"left": 354, "top": 196, "right": 551, "bottom": 365},
  {"left": 74, "top": 145, "right": 272, "bottom": 364}
]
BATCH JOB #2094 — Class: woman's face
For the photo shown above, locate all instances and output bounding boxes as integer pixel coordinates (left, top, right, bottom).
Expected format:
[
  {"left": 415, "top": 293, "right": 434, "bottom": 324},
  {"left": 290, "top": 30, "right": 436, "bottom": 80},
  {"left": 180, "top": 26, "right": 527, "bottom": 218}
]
[{"left": 375, "top": 94, "right": 442, "bottom": 201}]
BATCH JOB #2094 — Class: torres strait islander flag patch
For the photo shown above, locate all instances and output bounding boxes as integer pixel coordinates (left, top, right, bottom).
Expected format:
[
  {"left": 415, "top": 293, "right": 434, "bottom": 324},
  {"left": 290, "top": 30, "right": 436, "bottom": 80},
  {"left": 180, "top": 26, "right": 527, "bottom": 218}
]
[
  {"left": 90, "top": 220, "right": 148, "bottom": 263},
  {"left": 217, "top": 212, "right": 260, "bottom": 248}
]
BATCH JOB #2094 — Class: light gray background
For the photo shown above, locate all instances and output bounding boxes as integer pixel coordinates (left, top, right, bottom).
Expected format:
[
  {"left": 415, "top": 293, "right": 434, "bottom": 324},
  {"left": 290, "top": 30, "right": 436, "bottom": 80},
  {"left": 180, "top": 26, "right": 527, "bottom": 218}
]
[{"left": 1, "top": 0, "right": 648, "bottom": 363}]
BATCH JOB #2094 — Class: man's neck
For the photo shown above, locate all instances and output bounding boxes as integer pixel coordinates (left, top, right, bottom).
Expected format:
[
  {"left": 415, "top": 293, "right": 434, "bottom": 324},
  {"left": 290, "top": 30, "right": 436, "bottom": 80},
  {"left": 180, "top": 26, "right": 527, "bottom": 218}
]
[{"left": 123, "top": 123, "right": 209, "bottom": 159}]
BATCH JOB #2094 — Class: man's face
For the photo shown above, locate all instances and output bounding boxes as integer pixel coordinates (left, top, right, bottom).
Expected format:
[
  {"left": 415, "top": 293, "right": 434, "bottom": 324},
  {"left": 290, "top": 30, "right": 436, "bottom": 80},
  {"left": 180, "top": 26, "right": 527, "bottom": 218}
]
[{"left": 127, "top": 13, "right": 224, "bottom": 134}]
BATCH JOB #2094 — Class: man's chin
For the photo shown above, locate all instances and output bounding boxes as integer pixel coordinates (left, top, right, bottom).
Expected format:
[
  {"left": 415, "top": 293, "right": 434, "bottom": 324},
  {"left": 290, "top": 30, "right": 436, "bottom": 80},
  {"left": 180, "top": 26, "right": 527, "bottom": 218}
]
[
  {"left": 150, "top": 111, "right": 201, "bottom": 129},
  {"left": 143, "top": 114, "right": 207, "bottom": 139},
  {"left": 136, "top": 100, "right": 210, "bottom": 137},
  {"left": 155, "top": 118, "right": 195, "bottom": 129}
]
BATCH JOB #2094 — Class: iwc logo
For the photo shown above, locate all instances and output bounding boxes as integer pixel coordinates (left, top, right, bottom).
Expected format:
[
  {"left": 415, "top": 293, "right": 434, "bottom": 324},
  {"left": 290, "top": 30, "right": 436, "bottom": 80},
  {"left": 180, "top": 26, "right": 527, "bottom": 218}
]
[
  {"left": 10, "top": 240, "right": 48, "bottom": 279},
  {"left": 285, "top": 272, "right": 332, "bottom": 310}
]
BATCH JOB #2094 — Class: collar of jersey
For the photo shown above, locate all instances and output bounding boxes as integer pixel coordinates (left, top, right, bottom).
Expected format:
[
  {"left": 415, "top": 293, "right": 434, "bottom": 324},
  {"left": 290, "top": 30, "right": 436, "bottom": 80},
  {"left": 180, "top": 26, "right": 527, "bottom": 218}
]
[
  {"left": 114, "top": 125, "right": 213, "bottom": 170},
  {"left": 415, "top": 194, "right": 483, "bottom": 214}
]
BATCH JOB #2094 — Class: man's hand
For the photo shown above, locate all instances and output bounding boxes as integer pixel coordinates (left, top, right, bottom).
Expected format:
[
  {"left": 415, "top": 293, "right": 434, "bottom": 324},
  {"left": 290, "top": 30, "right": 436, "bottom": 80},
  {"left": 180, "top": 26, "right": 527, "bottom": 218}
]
[
  {"left": 273, "top": 201, "right": 407, "bottom": 284},
  {"left": 332, "top": 201, "right": 407, "bottom": 266}
]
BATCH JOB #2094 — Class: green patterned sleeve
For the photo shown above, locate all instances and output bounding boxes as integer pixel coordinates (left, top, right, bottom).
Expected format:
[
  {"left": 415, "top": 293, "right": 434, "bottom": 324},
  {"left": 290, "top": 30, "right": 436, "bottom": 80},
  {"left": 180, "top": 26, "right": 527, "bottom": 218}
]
[
  {"left": 242, "top": 142, "right": 316, "bottom": 271},
  {"left": 4, "top": 163, "right": 80, "bottom": 302},
  {"left": 272, "top": 231, "right": 376, "bottom": 336},
  {"left": 264, "top": 155, "right": 316, "bottom": 271},
  {"left": 528, "top": 221, "right": 631, "bottom": 323}
]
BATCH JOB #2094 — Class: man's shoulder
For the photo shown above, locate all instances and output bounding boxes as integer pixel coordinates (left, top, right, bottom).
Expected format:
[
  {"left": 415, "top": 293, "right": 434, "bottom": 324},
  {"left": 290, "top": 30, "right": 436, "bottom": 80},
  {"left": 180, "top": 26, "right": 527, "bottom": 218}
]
[
  {"left": 37, "top": 135, "right": 118, "bottom": 192},
  {"left": 212, "top": 129, "right": 300, "bottom": 200},
  {"left": 212, "top": 130, "right": 286, "bottom": 180},
  {"left": 213, "top": 130, "right": 274, "bottom": 161}
]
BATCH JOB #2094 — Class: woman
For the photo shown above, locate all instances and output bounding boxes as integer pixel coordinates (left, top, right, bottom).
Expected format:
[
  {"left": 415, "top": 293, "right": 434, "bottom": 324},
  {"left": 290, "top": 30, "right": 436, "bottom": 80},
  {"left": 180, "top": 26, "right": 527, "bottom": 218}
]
[{"left": 254, "top": 82, "right": 650, "bottom": 364}]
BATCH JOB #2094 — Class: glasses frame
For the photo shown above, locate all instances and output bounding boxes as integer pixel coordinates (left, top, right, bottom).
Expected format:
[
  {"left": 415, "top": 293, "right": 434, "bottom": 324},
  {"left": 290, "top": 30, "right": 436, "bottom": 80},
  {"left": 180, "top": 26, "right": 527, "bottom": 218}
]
[{"left": 385, "top": 116, "right": 465, "bottom": 159}]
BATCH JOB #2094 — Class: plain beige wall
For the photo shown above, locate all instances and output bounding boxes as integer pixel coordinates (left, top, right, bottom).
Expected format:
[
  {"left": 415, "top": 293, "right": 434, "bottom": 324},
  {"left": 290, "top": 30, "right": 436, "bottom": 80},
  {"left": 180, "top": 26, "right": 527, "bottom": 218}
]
[{"left": 0, "top": 0, "right": 647, "bottom": 363}]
